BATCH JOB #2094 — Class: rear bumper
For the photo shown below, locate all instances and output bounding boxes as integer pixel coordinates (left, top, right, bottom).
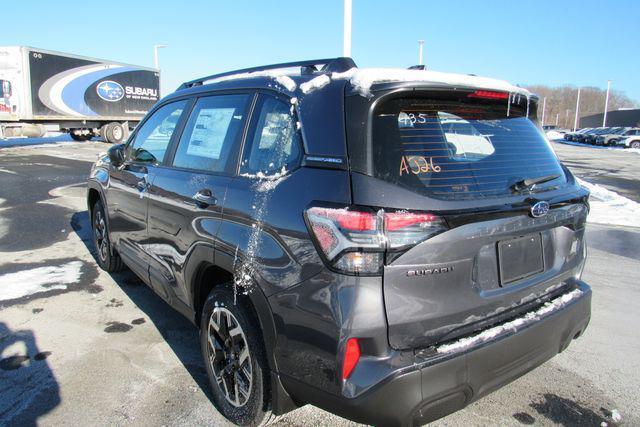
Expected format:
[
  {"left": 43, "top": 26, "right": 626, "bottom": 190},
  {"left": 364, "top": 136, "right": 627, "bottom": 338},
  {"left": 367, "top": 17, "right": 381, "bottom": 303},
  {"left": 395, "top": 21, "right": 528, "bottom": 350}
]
[{"left": 283, "top": 282, "right": 591, "bottom": 427}]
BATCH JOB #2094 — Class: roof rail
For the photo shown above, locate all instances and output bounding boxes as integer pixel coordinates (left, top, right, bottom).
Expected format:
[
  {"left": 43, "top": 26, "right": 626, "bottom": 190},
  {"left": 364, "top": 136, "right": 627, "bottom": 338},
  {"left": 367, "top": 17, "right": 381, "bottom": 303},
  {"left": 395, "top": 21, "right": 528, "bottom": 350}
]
[{"left": 178, "top": 57, "right": 357, "bottom": 90}]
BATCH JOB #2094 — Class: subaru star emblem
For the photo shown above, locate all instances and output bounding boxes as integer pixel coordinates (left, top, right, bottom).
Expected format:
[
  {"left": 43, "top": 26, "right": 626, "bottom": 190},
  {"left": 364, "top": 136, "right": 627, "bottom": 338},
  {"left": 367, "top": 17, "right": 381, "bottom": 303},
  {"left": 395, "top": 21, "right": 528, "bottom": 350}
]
[
  {"left": 96, "top": 80, "right": 124, "bottom": 102},
  {"left": 531, "top": 201, "right": 550, "bottom": 218}
]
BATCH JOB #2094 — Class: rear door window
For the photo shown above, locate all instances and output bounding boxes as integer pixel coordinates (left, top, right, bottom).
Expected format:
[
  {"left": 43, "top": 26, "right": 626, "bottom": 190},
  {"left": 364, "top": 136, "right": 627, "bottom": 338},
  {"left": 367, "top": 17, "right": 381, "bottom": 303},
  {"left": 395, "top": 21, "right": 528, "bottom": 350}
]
[
  {"left": 372, "top": 94, "right": 566, "bottom": 200},
  {"left": 240, "top": 95, "right": 302, "bottom": 176}
]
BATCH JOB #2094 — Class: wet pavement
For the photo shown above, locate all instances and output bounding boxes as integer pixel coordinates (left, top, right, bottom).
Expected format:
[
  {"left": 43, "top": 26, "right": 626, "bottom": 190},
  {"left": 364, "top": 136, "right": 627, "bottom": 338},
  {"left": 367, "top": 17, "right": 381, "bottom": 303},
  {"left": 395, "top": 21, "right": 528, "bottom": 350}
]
[{"left": 0, "top": 140, "right": 638, "bottom": 426}]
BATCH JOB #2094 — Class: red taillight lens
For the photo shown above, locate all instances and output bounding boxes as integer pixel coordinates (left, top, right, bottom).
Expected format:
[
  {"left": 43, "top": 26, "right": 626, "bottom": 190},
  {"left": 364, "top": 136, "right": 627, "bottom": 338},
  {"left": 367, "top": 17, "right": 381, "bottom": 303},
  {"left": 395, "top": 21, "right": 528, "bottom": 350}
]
[
  {"left": 342, "top": 338, "right": 360, "bottom": 380},
  {"left": 384, "top": 211, "right": 447, "bottom": 249},
  {"left": 468, "top": 90, "right": 509, "bottom": 100},
  {"left": 384, "top": 212, "right": 439, "bottom": 231},
  {"left": 305, "top": 206, "right": 447, "bottom": 274}
]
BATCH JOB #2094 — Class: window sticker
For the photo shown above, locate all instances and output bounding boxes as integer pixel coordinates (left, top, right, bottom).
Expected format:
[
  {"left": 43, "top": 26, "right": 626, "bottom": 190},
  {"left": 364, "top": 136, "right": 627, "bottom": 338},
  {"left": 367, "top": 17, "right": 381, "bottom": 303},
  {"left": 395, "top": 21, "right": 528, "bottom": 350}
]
[{"left": 186, "top": 108, "right": 235, "bottom": 159}]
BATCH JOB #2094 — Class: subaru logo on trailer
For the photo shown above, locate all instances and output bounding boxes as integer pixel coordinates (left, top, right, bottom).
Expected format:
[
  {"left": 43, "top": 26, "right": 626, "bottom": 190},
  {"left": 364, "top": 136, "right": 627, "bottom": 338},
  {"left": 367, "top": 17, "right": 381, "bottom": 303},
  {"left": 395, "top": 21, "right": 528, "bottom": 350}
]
[
  {"left": 96, "top": 81, "right": 124, "bottom": 102},
  {"left": 531, "top": 201, "right": 550, "bottom": 218}
]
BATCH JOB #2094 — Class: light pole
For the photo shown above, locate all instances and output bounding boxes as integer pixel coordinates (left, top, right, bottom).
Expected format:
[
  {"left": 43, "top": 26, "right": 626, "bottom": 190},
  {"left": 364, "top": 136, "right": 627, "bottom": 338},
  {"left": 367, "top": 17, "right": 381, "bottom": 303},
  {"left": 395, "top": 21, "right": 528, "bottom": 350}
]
[
  {"left": 154, "top": 44, "right": 167, "bottom": 97},
  {"left": 343, "top": 0, "right": 352, "bottom": 57},
  {"left": 154, "top": 44, "right": 167, "bottom": 70},
  {"left": 418, "top": 40, "right": 425, "bottom": 66},
  {"left": 603, "top": 80, "right": 611, "bottom": 127},
  {"left": 555, "top": 113, "right": 559, "bottom": 126},
  {"left": 541, "top": 97, "right": 546, "bottom": 125},
  {"left": 573, "top": 87, "right": 581, "bottom": 131}
]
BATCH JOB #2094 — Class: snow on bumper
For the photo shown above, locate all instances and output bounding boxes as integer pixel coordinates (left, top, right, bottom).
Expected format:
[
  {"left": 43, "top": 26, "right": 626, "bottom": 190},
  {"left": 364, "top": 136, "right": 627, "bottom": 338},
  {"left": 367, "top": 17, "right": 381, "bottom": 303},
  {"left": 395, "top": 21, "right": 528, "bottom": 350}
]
[{"left": 437, "top": 288, "right": 585, "bottom": 354}]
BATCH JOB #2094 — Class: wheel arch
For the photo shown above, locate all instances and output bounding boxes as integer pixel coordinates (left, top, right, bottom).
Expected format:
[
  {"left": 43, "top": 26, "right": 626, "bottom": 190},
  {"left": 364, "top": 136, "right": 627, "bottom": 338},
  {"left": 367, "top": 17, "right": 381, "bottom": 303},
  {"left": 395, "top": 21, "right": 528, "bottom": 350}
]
[
  {"left": 190, "top": 251, "right": 299, "bottom": 415},
  {"left": 191, "top": 252, "right": 278, "bottom": 371}
]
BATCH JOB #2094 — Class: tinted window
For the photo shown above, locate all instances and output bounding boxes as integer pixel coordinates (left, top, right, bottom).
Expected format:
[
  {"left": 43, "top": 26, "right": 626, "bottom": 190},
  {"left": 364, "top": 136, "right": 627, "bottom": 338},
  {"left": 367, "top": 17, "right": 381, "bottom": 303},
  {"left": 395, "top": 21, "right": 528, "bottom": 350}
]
[
  {"left": 129, "top": 100, "right": 187, "bottom": 163},
  {"left": 172, "top": 94, "right": 250, "bottom": 173},
  {"left": 372, "top": 95, "right": 566, "bottom": 200},
  {"left": 240, "top": 96, "right": 302, "bottom": 176}
]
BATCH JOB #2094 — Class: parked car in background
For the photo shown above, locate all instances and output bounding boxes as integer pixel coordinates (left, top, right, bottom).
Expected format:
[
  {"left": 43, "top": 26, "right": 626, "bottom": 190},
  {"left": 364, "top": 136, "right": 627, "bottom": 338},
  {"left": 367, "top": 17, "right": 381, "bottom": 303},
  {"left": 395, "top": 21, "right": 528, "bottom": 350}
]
[
  {"left": 596, "top": 128, "right": 640, "bottom": 146},
  {"left": 87, "top": 58, "right": 592, "bottom": 426},
  {"left": 584, "top": 127, "right": 620, "bottom": 145},
  {"left": 564, "top": 128, "right": 591, "bottom": 141},
  {"left": 574, "top": 128, "right": 601, "bottom": 143},
  {"left": 619, "top": 133, "right": 640, "bottom": 149}
]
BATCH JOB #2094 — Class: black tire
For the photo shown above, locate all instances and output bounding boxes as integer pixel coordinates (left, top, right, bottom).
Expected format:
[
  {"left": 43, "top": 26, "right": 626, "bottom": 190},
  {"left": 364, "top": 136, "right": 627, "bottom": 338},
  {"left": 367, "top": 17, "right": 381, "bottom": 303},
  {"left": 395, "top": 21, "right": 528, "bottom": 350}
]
[
  {"left": 91, "top": 200, "right": 124, "bottom": 272},
  {"left": 105, "top": 122, "right": 125, "bottom": 144},
  {"left": 100, "top": 125, "right": 109, "bottom": 142},
  {"left": 631, "top": 141, "right": 640, "bottom": 149},
  {"left": 200, "top": 287, "right": 277, "bottom": 426}
]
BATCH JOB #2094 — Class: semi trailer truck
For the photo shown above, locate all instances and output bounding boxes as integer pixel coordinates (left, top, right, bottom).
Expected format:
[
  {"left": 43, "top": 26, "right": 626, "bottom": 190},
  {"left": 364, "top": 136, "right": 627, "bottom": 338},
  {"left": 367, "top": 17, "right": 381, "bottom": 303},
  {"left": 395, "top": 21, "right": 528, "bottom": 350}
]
[{"left": 0, "top": 46, "right": 160, "bottom": 143}]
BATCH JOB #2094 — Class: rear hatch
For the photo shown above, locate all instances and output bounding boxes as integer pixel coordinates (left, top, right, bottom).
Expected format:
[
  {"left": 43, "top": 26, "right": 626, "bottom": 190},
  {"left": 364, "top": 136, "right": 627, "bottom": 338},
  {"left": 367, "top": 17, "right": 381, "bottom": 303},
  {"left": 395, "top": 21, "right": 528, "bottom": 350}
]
[{"left": 345, "top": 86, "right": 589, "bottom": 350}]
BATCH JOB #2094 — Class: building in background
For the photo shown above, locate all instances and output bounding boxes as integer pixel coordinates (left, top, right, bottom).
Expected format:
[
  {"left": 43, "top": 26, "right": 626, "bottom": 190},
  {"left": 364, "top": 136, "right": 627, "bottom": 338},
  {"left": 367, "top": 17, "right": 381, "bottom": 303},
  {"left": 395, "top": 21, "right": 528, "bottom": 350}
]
[{"left": 580, "top": 109, "right": 640, "bottom": 128}]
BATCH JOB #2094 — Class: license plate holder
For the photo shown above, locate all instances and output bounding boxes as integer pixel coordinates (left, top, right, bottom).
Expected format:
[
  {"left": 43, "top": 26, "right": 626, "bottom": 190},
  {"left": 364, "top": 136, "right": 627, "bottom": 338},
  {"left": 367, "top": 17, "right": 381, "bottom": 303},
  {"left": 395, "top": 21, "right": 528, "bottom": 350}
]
[{"left": 498, "top": 234, "right": 544, "bottom": 285}]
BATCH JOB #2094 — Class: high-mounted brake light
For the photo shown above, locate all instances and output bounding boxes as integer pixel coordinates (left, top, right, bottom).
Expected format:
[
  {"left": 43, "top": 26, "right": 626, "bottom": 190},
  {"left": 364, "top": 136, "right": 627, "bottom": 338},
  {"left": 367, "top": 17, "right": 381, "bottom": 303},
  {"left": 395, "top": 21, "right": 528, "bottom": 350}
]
[
  {"left": 342, "top": 338, "right": 360, "bottom": 380},
  {"left": 468, "top": 90, "right": 509, "bottom": 100},
  {"left": 305, "top": 207, "right": 448, "bottom": 274}
]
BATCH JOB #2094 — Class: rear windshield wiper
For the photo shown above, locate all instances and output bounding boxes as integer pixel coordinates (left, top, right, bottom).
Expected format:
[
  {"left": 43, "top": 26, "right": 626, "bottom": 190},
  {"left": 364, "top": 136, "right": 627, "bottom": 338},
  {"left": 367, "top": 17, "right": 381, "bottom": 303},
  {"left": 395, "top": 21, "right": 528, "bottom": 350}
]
[{"left": 510, "top": 174, "right": 560, "bottom": 192}]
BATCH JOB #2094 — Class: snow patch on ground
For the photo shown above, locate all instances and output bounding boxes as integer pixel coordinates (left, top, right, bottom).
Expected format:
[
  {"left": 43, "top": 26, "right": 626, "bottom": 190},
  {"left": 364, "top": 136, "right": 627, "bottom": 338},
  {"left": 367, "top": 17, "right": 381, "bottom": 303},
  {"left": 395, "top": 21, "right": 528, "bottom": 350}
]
[
  {"left": 553, "top": 138, "right": 640, "bottom": 154},
  {"left": 437, "top": 289, "right": 583, "bottom": 354},
  {"left": 299, "top": 74, "right": 331, "bottom": 94},
  {"left": 577, "top": 178, "right": 640, "bottom": 228},
  {"left": 545, "top": 131, "right": 565, "bottom": 140},
  {"left": 332, "top": 67, "right": 530, "bottom": 98},
  {"left": 0, "top": 261, "right": 83, "bottom": 301}
]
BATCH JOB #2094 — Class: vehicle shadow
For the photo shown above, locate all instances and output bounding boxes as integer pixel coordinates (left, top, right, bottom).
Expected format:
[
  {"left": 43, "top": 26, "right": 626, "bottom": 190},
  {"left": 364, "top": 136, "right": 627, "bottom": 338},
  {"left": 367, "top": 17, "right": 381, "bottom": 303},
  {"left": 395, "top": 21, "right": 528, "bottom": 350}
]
[
  {"left": 0, "top": 322, "right": 61, "bottom": 426},
  {"left": 70, "top": 210, "right": 214, "bottom": 404}
]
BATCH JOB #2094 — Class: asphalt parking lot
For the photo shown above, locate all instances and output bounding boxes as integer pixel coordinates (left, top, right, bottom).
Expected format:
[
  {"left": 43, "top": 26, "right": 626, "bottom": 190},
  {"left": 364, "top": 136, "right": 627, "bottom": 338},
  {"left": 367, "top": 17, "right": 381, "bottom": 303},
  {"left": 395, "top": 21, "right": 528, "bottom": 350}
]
[{"left": 0, "top": 139, "right": 639, "bottom": 426}]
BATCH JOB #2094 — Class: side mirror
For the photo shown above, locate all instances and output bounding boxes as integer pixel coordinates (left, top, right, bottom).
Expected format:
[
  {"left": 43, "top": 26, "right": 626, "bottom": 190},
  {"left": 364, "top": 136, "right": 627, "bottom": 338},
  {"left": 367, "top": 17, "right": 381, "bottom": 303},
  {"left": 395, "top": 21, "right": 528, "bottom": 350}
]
[{"left": 107, "top": 144, "right": 125, "bottom": 167}]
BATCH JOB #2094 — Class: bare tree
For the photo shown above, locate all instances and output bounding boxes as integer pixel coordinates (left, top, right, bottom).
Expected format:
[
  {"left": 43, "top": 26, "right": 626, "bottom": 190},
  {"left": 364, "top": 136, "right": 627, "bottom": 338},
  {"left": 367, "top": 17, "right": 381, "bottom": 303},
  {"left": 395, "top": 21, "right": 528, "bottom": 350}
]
[{"left": 526, "top": 85, "right": 638, "bottom": 128}]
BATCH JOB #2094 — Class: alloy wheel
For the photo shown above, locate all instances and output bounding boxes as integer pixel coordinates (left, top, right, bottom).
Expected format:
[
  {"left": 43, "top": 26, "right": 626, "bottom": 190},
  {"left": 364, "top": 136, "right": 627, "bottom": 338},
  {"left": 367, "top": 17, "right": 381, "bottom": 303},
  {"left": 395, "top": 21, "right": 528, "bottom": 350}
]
[
  {"left": 94, "top": 208, "right": 108, "bottom": 262},
  {"left": 207, "top": 307, "right": 253, "bottom": 407}
]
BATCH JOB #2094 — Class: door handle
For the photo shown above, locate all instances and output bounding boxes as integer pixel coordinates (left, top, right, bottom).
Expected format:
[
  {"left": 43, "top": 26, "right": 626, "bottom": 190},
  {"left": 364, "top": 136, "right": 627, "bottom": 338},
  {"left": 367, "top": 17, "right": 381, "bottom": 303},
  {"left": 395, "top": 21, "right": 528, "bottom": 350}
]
[
  {"left": 137, "top": 174, "right": 149, "bottom": 191},
  {"left": 193, "top": 189, "right": 217, "bottom": 207}
]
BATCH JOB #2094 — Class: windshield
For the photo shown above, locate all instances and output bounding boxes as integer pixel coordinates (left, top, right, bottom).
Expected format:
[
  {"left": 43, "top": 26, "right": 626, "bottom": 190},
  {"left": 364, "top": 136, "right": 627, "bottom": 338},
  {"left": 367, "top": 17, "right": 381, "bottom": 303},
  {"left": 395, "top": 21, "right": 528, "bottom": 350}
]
[{"left": 371, "top": 95, "right": 566, "bottom": 200}]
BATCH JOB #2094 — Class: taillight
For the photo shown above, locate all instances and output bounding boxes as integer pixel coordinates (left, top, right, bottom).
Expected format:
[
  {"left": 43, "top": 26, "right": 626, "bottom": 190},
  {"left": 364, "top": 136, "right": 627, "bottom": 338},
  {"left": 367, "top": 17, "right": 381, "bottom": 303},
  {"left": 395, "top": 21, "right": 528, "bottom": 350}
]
[
  {"left": 305, "top": 206, "right": 447, "bottom": 275},
  {"left": 342, "top": 338, "right": 360, "bottom": 380},
  {"left": 384, "top": 211, "right": 446, "bottom": 249},
  {"left": 468, "top": 90, "right": 509, "bottom": 100}
]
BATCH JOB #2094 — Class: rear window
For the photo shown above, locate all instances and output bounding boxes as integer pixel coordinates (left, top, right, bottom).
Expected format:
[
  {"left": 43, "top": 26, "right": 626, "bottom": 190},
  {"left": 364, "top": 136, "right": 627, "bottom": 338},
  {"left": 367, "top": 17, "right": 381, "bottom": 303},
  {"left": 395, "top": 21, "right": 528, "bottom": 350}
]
[{"left": 371, "top": 94, "right": 566, "bottom": 200}]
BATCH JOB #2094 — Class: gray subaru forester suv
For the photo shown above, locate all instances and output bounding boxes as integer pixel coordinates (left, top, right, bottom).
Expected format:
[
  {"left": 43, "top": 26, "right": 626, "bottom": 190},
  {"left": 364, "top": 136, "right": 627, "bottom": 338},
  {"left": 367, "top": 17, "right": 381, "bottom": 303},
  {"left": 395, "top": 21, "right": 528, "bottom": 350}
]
[{"left": 87, "top": 57, "right": 591, "bottom": 426}]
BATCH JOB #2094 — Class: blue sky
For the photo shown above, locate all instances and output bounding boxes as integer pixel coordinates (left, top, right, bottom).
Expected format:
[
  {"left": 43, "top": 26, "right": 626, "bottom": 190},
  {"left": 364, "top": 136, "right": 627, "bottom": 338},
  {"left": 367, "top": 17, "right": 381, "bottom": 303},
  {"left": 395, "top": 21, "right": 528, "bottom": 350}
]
[{"left": 5, "top": 0, "right": 639, "bottom": 100}]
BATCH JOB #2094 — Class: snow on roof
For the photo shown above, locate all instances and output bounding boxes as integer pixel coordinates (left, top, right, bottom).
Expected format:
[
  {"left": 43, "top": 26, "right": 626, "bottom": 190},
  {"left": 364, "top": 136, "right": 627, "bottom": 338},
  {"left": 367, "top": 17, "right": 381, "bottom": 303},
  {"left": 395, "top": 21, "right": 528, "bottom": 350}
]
[
  {"left": 203, "top": 68, "right": 298, "bottom": 92},
  {"left": 299, "top": 74, "right": 331, "bottom": 94},
  {"left": 195, "top": 65, "right": 530, "bottom": 98},
  {"left": 332, "top": 68, "right": 530, "bottom": 97}
]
